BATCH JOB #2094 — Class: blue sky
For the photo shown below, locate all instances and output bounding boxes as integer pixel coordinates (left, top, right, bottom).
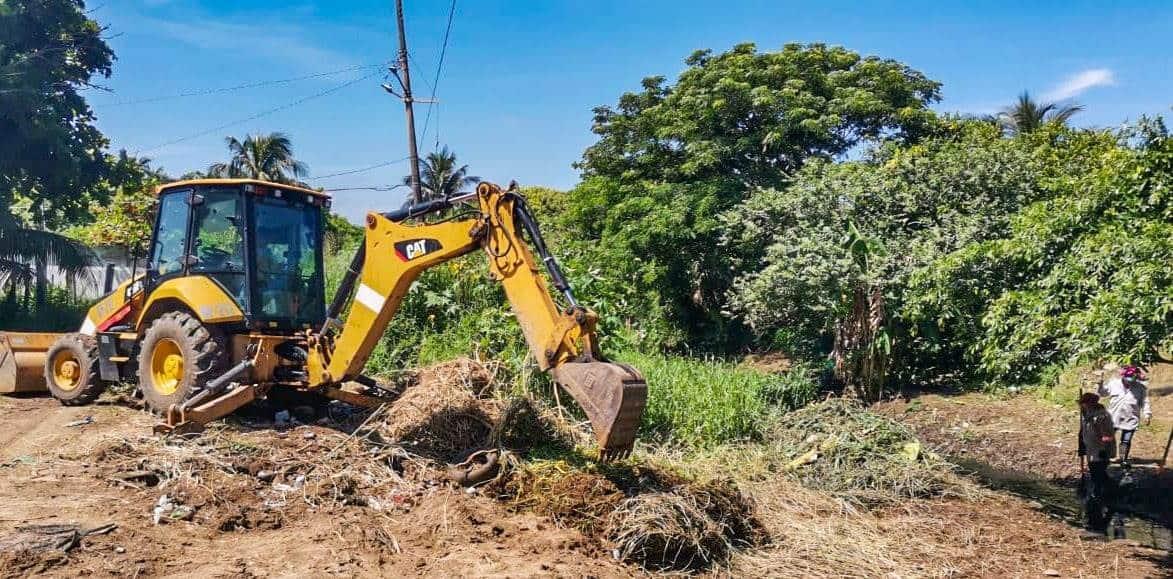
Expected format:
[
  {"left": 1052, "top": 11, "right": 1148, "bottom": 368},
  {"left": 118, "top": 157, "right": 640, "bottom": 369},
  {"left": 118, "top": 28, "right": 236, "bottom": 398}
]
[{"left": 91, "top": 1, "right": 1173, "bottom": 221}]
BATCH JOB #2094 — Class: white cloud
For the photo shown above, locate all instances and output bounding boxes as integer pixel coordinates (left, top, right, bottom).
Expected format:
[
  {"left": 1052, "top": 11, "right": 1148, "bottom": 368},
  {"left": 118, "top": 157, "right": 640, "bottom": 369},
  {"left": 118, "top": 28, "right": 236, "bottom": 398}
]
[{"left": 1043, "top": 68, "right": 1116, "bottom": 102}]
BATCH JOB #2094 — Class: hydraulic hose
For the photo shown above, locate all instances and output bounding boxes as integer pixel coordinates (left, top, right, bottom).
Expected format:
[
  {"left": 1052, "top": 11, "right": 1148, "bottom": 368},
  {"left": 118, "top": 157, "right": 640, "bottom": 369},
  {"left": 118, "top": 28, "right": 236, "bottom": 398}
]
[{"left": 511, "top": 194, "right": 578, "bottom": 308}]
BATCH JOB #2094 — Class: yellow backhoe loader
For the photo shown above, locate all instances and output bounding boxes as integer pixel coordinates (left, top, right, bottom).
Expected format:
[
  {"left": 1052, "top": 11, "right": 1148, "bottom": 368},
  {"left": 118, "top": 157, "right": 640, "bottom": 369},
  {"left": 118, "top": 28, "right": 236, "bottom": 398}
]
[{"left": 0, "top": 179, "right": 646, "bottom": 458}]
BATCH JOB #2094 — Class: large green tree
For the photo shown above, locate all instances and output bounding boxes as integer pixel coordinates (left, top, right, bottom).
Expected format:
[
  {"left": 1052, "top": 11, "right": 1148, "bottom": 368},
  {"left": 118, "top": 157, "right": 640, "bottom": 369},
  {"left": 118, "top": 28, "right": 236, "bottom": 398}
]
[
  {"left": 208, "top": 132, "right": 308, "bottom": 185},
  {"left": 0, "top": 0, "right": 113, "bottom": 305},
  {"left": 579, "top": 43, "right": 941, "bottom": 189}
]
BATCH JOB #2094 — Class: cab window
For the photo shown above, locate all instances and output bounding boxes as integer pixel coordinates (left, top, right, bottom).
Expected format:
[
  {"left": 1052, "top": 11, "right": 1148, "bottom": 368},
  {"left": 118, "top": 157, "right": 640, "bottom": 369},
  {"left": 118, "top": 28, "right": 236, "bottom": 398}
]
[{"left": 149, "top": 191, "right": 189, "bottom": 277}]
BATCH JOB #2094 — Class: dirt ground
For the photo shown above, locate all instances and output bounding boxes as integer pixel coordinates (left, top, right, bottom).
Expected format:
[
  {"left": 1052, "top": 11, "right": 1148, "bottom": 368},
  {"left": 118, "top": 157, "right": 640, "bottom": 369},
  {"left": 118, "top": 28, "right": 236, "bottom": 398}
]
[
  {"left": 0, "top": 360, "right": 1170, "bottom": 578},
  {"left": 0, "top": 393, "right": 630, "bottom": 578},
  {"left": 877, "top": 364, "right": 1173, "bottom": 575}
]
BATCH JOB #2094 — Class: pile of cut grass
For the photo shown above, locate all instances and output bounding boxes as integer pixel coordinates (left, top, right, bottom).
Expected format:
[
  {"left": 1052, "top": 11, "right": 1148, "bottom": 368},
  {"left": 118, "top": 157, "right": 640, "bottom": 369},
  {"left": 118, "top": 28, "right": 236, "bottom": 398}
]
[
  {"left": 501, "top": 456, "right": 763, "bottom": 571},
  {"left": 684, "top": 398, "right": 974, "bottom": 507}
]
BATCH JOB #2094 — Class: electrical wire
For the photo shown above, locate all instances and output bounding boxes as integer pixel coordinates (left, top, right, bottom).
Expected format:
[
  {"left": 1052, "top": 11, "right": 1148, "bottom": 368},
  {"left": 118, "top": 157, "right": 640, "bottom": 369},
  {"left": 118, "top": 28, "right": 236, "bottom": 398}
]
[
  {"left": 134, "top": 70, "right": 378, "bottom": 155},
  {"left": 322, "top": 184, "right": 406, "bottom": 192},
  {"left": 419, "top": 0, "right": 457, "bottom": 148},
  {"left": 311, "top": 157, "right": 412, "bottom": 180},
  {"left": 94, "top": 63, "right": 385, "bottom": 107}
]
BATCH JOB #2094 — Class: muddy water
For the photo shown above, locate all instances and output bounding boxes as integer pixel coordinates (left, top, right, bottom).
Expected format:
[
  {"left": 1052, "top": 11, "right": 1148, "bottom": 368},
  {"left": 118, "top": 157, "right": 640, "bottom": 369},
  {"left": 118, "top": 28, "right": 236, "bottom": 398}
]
[{"left": 953, "top": 457, "right": 1173, "bottom": 552}]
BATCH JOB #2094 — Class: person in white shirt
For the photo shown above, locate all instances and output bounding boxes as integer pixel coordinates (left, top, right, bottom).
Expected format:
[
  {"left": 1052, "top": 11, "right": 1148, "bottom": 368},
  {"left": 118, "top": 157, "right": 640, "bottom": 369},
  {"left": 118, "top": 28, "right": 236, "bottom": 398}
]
[{"left": 1098, "top": 365, "right": 1153, "bottom": 467}]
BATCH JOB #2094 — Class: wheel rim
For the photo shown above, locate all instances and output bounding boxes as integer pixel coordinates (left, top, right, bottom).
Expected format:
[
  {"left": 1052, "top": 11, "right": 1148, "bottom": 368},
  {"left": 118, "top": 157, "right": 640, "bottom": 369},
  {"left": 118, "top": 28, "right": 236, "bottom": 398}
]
[
  {"left": 150, "top": 339, "right": 184, "bottom": 396},
  {"left": 52, "top": 351, "right": 81, "bottom": 391}
]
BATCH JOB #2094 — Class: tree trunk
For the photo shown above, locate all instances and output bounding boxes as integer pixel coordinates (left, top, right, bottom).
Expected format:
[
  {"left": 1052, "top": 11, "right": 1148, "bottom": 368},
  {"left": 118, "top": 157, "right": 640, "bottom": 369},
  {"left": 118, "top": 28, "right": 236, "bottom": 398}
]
[{"left": 831, "top": 285, "right": 889, "bottom": 404}]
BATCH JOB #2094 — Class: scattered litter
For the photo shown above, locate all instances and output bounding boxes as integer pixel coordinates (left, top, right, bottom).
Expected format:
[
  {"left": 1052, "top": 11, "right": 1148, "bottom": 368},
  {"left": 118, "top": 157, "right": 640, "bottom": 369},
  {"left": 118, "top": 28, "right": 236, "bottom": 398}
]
[
  {"left": 64, "top": 416, "right": 94, "bottom": 428},
  {"left": 1, "top": 455, "right": 36, "bottom": 468},
  {"left": 256, "top": 470, "right": 277, "bottom": 482},
  {"left": 152, "top": 496, "right": 194, "bottom": 525},
  {"left": 302, "top": 431, "right": 316, "bottom": 440},
  {"left": 114, "top": 546, "right": 126, "bottom": 554}
]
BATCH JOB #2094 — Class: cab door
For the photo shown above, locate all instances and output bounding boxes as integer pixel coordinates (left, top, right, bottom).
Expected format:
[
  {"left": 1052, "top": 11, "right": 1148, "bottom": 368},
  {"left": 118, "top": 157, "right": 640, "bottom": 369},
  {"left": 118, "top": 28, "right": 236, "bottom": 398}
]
[{"left": 147, "top": 189, "right": 193, "bottom": 285}]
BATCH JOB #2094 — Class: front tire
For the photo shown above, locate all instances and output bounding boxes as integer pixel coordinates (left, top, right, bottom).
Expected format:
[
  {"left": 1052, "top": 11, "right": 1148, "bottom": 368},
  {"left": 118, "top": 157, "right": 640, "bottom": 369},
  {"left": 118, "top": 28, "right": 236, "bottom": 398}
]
[
  {"left": 137, "top": 312, "right": 226, "bottom": 413},
  {"left": 45, "top": 334, "right": 105, "bottom": 405}
]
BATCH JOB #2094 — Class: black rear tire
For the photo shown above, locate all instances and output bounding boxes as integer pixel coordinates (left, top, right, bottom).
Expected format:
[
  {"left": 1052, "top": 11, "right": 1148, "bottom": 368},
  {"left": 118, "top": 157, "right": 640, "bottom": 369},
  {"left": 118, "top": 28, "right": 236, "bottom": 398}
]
[
  {"left": 137, "top": 312, "right": 227, "bottom": 414},
  {"left": 45, "top": 334, "right": 105, "bottom": 406}
]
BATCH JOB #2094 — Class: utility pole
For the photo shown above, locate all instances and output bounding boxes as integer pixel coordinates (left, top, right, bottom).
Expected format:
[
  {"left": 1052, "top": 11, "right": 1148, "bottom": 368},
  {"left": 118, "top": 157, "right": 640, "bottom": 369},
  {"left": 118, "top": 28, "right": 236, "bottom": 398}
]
[{"left": 394, "top": 0, "right": 423, "bottom": 204}]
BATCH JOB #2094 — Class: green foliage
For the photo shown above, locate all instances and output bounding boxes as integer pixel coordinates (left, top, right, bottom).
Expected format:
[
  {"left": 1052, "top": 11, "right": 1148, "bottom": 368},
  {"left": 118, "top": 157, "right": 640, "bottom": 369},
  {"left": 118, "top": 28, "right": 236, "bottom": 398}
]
[
  {"left": 0, "top": 0, "right": 113, "bottom": 225},
  {"left": 549, "top": 177, "right": 746, "bottom": 350},
  {"left": 71, "top": 184, "right": 156, "bottom": 257},
  {"left": 909, "top": 119, "right": 1173, "bottom": 383},
  {"left": 323, "top": 212, "right": 363, "bottom": 255},
  {"left": 0, "top": 284, "right": 93, "bottom": 332},
  {"left": 998, "top": 91, "right": 1083, "bottom": 136},
  {"left": 623, "top": 351, "right": 818, "bottom": 447},
  {"left": 726, "top": 119, "right": 1053, "bottom": 379},
  {"left": 580, "top": 42, "right": 940, "bottom": 189}
]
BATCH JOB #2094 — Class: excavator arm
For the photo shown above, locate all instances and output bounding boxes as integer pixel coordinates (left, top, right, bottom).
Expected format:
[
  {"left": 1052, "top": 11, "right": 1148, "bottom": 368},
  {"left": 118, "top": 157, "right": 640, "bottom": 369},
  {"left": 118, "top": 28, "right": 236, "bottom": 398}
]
[{"left": 306, "top": 182, "right": 647, "bottom": 458}]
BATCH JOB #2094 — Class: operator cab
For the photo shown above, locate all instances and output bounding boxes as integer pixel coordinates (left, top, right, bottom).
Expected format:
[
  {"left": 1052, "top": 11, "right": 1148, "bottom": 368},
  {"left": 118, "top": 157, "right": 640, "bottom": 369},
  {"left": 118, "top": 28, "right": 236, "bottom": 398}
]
[{"left": 148, "top": 179, "right": 329, "bottom": 331}]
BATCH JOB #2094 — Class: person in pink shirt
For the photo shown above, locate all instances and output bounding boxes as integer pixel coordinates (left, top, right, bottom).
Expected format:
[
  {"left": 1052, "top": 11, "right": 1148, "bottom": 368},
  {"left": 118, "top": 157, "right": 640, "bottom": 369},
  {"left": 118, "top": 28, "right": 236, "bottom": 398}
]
[{"left": 1099, "top": 365, "right": 1153, "bottom": 468}]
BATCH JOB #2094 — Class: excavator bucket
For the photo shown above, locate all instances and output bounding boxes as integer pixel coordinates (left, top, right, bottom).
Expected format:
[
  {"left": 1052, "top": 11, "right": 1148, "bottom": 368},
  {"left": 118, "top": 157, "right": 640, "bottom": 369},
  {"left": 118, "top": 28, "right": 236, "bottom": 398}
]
[
  {"left": 550, "top": 361, "right": 647, "bottom": 460},
  {"left": 0, "top": 332, "right": 60, "bottom": 394}
]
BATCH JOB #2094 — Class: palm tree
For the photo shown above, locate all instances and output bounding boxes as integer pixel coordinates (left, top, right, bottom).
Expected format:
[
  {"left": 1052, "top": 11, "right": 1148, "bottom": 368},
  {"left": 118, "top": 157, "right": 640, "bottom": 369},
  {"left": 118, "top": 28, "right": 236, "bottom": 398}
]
[
  {"left": 998, "top": 92, "right": 1083, "bottom": 135},
  {"left": 0, "top": 209, "right": 95, "bottom": 309},
  {"left": 207, "top": 132, "right": 308, "bottom": 185},
  {"left": 404, "top": 146, "right": 479, "bottom": 204}
]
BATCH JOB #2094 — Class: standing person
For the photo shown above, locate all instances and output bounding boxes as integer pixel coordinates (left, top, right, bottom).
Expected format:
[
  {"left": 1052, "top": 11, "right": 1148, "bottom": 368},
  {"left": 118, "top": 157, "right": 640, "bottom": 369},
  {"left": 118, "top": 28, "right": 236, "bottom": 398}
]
[
  {"left": 1078, "top": 392, "right": 1116, "bottom": 533},
  {"left": 1099, "top": 365, "right": 1153, "bottom": 467}
]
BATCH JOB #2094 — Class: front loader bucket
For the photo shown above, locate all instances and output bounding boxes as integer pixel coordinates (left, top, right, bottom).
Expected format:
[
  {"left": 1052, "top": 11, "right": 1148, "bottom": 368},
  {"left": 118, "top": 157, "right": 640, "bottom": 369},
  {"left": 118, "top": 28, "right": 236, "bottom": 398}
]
[
  {"left": 550, "top": 361, "right": 647, "bottom": 460},
  {"left": 0, "top": 332, "right": 61, "bottom": 394}
]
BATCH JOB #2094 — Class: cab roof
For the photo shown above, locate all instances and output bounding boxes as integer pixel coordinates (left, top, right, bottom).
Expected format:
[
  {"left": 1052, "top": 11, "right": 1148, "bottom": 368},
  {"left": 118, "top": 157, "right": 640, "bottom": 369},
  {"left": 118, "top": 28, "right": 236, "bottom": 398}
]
[{"left": 154, "top": 179, "right": 331, "bottom": 199}]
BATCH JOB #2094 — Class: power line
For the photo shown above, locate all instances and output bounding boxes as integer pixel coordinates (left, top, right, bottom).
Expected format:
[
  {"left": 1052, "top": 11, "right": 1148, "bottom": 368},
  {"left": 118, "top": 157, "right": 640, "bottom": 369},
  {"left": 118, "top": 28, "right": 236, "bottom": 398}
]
[
  {"left": 419, "top": 0, "right": 457, "bottom": 148},
  {"left": 322, "top": 184, "right": 408, "bottom": 192},
  {"left": 93, "top": 64, "right": 385, "bottom": 107},
  {"left": 134, "top": 71, "right": 378, "bottom": 155},
  {"left": 310, "top": 157, "right": 412, "bottom": 180}
]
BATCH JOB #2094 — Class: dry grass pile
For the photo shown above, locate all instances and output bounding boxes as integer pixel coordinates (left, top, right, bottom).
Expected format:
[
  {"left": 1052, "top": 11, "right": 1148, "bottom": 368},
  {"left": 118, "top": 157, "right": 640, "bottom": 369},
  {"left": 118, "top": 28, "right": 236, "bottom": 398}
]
[
  {"left": 608, "top": 478, "right": 761, "bottom": 571},
  {"left": 729, "top": 479, "right": 952, "bottom": 577},
  {"left": 763, "top": 398, "right": 970, "bottom": 505},
  {"left": 682, "top": 398, "right": 974, "bottom": 506},
  {"left": 373, "top": 358, "right": 505, "bottom": 462},
  {"left": 504, "top": 460, "right": 624, "bottom": 535},
  {"left": 502, "top": 458, "right": 763, "bottom": 571}
]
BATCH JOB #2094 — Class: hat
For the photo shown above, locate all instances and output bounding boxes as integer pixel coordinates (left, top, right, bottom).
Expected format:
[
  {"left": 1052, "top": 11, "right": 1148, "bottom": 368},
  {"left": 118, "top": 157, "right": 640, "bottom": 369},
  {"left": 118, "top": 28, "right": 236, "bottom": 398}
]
[{"left": 1079, "top": 392, "right": 1100, "bottom": 405}]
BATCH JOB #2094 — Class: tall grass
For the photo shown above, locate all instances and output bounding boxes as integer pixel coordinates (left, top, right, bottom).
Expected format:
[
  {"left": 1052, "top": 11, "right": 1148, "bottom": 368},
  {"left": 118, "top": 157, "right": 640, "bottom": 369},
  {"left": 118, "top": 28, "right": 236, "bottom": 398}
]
[{"left": 621, "top": 351, "right": 818, "bottom": 447}]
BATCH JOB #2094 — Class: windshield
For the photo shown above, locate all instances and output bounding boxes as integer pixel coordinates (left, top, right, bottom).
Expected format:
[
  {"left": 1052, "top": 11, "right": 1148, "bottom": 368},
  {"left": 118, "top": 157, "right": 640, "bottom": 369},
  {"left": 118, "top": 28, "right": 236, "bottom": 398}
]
[{"left": 251, "top": 196, "right": 324, "bottom": 325}]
